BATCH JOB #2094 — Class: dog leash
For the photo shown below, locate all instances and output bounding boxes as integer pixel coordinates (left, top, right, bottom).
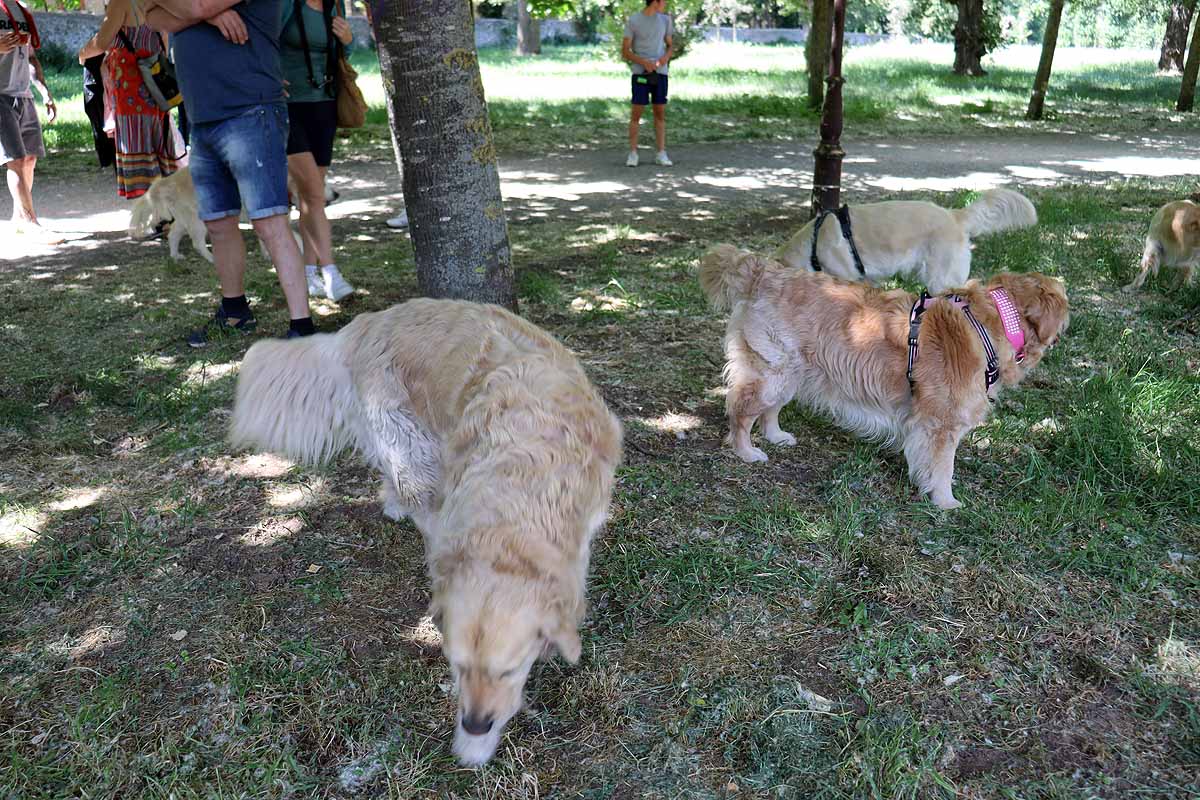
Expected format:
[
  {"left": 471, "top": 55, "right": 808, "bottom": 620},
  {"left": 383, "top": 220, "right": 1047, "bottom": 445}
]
[
  {"left": 810, "top": 205, "right": 866, "bottom": 277},
  {"left": 907, "top": 292, "right": 999, "bottom": 393}
]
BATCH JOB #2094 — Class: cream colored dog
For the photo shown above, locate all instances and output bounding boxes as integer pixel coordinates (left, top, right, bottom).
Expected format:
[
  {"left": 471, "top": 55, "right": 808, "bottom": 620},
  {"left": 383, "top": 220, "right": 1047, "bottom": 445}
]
[
  {"left": 774, "top": 188, "right": 1037, "bottom": 293},
  {"left": 1125, "top": 199, "right": 1200, "bottom": 291},
  {"left": 700, "top": 245, "right": 1068, "bottom": 509},
  {"left": 228, "top": 298, "right": 623, "bottom": 766}
]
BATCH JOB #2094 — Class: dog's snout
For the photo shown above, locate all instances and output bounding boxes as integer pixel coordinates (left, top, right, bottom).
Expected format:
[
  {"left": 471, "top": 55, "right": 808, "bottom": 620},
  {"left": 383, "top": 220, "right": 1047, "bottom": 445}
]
[{"left": 461, "top": 714, "right": 494, "bottom": 736}]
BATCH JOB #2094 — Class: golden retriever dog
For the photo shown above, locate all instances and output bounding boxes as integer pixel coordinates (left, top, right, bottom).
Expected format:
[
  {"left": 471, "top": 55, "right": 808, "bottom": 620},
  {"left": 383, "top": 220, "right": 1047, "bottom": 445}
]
[
  {"left": 699, "top": 245, "right": 1068, "bottom": 509},
  {"left": 128, "top": 166, "right": 322, "bottom": 262},
  {"left": 774, "top": 188, "right": 1037, "bottom": 293},
  {"left": 1125, "top": 199, "right": 1200, "bottom": 291},
  {"left": 228, "top": 298, "right": 623, "bottom": 766}
]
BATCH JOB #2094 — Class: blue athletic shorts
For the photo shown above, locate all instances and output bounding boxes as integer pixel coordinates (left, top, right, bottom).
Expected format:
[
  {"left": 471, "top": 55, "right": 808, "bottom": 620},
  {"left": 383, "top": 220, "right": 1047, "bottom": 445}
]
[
  {"left": 631, "top": 73, "right": 669, "bottom": 106},
  {"left": 188, "top": 103, "right": 290, "bottom": 222}
]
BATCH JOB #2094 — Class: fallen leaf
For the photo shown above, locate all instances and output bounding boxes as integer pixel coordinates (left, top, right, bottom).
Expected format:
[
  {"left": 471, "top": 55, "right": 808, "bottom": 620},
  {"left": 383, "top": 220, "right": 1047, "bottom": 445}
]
[{"left": 169, "top": 629, "right": 187, "bottom": 641}]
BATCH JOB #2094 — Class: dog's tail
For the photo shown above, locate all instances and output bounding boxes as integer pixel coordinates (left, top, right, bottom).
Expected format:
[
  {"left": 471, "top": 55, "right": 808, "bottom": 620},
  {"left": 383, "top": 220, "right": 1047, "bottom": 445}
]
[
  {"left": 699, "top": 244, "right": 774, "bottom": 311},
  {"left": 954, "top": 188, "right": 1037, "bottom": 239},
  {"left": 229, "top": 333, "right": 359, "bottom": 464}
]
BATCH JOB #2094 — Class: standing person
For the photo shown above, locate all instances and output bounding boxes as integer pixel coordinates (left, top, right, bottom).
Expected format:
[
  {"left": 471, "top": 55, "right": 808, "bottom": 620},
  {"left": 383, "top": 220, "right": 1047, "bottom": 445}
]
[
  {"left": 0, "top": 0, "right": 56, "bottom": 237},
  {"left": 622, "top": 0, "right": 673, "bottom": 168},
  {"left": 141, "top": 0, "right": 315, "bottom": 346},
  {"left": 279, "top": 0, "right": 354, "bottom": 301},
  {"left": 78, "top": 0, "right": 184, "bottom": 199}
]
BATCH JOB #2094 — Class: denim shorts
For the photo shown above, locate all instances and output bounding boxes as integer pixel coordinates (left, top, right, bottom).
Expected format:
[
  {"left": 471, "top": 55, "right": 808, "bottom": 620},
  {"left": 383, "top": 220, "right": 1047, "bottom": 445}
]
[{"left": 188, "top": 103, "right": 290, "bottom": 222}]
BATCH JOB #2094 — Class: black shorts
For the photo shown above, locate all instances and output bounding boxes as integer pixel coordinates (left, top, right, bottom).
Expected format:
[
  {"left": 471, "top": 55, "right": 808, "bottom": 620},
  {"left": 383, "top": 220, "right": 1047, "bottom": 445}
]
[
  {"left": 285, "top": 100, "right": 337, "bottom": 167},
  {"left": 631, "top": 73, "right": 668, "bottom": 106}
]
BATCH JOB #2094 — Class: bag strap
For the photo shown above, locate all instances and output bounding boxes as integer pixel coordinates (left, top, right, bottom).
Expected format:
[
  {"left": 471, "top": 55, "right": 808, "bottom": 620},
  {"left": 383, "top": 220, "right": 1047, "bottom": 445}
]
[
  {"left": 0, "top": 0, "right": 39, "bottom": 50},
  {"left": 292, "top": 0, "right": 317, "bottom": 89},
  {"left": 116, "top": 27, "right": 138, "bottom": 54}
]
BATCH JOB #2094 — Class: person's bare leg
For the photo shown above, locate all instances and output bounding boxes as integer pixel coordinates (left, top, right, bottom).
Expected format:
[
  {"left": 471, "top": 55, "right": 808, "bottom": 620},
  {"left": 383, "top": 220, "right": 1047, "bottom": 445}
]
[
  {"left": 653, "top": 105, "right": 666, "bottom": 152},
  {"left": 252, "top": 213, "right": 311, "bottom": 320},
  {"left": 205, "top": 214, "right": 248, "bottom": 300},
  {"left": 628, "top": 104, "right": 644, "bottom": 151},
  {"left": 288, "top": 153, "right": 332, "bottom": 266},
  {"left": 7, "top": 156, "right": 37, "bottom": 224}
]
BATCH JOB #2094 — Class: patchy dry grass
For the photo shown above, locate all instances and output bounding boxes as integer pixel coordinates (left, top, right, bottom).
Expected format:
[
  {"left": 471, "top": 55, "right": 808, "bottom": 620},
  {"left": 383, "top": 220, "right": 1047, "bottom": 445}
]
[{"left": 2, "top": 177, "right": 1199, "bottom": 798}]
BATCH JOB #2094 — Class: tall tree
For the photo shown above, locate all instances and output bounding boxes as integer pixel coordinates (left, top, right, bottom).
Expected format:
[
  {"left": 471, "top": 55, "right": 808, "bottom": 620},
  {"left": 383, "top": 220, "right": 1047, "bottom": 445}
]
[
  {"left": 372, "top": 0, "right": 517, "bottom": 310},
  {"left": 944, "top": 0, "right": 989, "bottom": 76},
  {"left": 1160, "top": 0, "right": 1197, "bottom": 72},
  {"left": 1178, "top": 6, "right": 1200, "bottom": 110},
  {"left": 517, "top": 0, "right": 541, "bottom": 56},
  {"left": 812, "top": 0, "right": 847, "bottom": 217},
  {"left": 1026, "top": 0, "right": 1065, "bottom": 120},
  {"left": 806, "top": 0, "right": 833, "bottom": 110}
]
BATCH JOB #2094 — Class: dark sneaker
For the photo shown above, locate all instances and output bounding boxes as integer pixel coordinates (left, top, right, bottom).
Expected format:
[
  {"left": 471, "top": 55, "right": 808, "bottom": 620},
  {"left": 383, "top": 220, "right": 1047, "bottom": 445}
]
[{"left": 187, "top": 305, "right": 257, "bottom": 348}]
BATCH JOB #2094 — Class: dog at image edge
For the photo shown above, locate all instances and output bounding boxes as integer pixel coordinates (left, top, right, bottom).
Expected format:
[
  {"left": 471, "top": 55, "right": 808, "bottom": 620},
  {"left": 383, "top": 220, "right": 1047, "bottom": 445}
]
[
  {"left": 699, "top": 245, "right": 1069, "bottom": 509},
  {"left": 228, "top": 298, "right": 623, "bottom": 766},
  {"left": 773, "top": 188, "right": 1037, "bottom": 294},
  {"left": 1125, "top": 199, "right": 1200, "bottom": 291}
]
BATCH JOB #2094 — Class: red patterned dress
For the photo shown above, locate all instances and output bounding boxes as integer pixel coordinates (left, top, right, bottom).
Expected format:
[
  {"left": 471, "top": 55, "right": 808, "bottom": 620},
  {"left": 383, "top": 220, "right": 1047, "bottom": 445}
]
[{"left": 105, "top": 25, "right": 182, "bottom": 199}]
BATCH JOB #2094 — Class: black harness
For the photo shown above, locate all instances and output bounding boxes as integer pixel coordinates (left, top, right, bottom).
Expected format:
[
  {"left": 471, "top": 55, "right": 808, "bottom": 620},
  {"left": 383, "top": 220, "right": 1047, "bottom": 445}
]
[
  {"left": 906, "top": 291, "right": 1000, "bottom": 394},
  {"left": 810, "top": 205, "right": 867, "bottom": 276}
]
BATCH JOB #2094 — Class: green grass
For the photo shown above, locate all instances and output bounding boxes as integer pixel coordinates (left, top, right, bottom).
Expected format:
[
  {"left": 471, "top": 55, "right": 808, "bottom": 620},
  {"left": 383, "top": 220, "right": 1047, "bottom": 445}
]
[
  {"left": 37, "top": 41, "right": 1192, "bottom": 157},
  {"left": 2, "top": 176, "right": 1199, "bottom": 797}
]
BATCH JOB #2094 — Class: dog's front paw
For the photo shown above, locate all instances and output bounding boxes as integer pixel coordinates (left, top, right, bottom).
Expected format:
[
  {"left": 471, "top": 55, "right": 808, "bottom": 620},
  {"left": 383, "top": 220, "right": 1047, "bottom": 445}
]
[
  {"left": 932, "top": 494, "right": 963, "bottom": 510},
  {"left": 735, "top": 446, "right": 769, "bottom": 463},
  {"left": 766, "top": 431, "right": 797, "bottom": 447}
]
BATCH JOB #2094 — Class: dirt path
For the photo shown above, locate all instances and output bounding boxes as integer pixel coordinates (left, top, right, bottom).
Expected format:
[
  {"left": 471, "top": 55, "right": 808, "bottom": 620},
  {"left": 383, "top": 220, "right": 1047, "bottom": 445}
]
[{"left": 5, "top": 129, "right": 1200, "bottom": 263}]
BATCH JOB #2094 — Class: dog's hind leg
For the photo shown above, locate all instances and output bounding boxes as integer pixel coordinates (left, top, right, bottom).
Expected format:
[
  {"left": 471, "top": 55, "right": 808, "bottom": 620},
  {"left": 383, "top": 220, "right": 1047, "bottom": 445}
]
[
  {"left": 761, "top": 402, "right": 796, "bottom": 447},
  {"left": 167, "top": 222, "right": 185, "bottom": 260},
  {"left": 1125, "top": 239, "right": 1160, "bottom": 292},
  {"left": 190, "top": 220, "right": 214, "bottom": 263},
  {"left": 925, "top": 244, "right": 971, "bottom": 294},
  {"left": 358, "top": 405, "right": 441, "bottom": 520},
  {"left": 726, "top": 379, "right": 772, "bottom": 463}
]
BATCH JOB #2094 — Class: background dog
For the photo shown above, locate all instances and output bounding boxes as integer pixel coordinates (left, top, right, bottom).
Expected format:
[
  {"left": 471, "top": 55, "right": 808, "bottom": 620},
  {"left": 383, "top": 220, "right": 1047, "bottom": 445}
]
[
  {"left": 229, "top": 298, "right": 623, "bottom": 766},
  {"left": 700, "top": 244, "right": 1068, "bottom": 509},
  {"left": 773, "top": 188, "right": 1037, "bottom": 293},
  {"left": 1125, "top": 199, "right": 1200, "bottom": 291}
]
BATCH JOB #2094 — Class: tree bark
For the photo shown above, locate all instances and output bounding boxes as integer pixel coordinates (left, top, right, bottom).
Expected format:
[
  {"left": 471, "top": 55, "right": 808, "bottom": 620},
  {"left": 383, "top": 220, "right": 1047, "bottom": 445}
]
[
  {"left": 806, "top": 0, "right": 833, "bottom": 111},
  {"left": 951, "top": 0, "right": 988, "bottom": 76},
  {"left": 1026, "top": 0, "right": 1064, "bottom": 120},
  {"left": 1160, "top": 0, "right": 1197, "bottom": 73},
  {"left": 1178, "top": 9, "right": 1200, "bottom": 111},
  {"left": 371, "top": 0, "right": 517, "bottom": 311},
  {"left": 811, "top": 0, "right": 846, "bottom": 217},
  {"left": 516, "top": 0, "right": 541, "bottom": 56}
]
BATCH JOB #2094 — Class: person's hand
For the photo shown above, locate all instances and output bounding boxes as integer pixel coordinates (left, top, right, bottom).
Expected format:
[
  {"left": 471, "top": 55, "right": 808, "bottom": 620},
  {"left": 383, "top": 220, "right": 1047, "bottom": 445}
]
[
  {"left": 207, "top": 9, "right": 247, "bottom": 44},
  {"left": 331, "top": 16, "right": 353, "bottom": 46},
  {"left": 44, "top": 98, "right": 56, "bottom": 124},
  {"left": 0, "top": 32, "right": 22, "bottom": 54}
]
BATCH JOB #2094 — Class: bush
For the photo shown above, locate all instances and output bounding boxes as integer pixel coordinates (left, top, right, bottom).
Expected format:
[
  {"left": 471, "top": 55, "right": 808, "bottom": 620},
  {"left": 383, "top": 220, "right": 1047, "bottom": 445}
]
[
  {"left": 35, "top": 41, "right": 77, "bottom": 74},
  {"left": 599, "top": 0, "right": 703, "bottom": 63}
]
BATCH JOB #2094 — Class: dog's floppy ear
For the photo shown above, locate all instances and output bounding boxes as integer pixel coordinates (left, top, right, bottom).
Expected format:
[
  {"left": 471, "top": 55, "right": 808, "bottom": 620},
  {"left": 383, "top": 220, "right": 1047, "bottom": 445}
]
[{"left": 542, "top": 618, "right": 581, "bottom": 664}]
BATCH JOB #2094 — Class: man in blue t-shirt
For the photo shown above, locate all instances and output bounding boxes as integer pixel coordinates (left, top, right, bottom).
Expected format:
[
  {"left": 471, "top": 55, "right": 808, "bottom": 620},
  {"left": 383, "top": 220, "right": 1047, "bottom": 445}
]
[{"left": 143, "top": 0, "right": 314, "bottom": 346}]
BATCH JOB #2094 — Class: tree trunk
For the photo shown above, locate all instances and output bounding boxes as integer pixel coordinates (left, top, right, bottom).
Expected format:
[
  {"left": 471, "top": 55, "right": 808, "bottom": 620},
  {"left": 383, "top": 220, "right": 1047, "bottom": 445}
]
[
  {"left": 806, "top": 0, "right": 833, "bottom": 111},
  {"left": 371, "top": 0, "right": 517, "bottom": 310},
  {"left": 1026, "top": 0, "right": 1064, "bottom": 120},
  {"left": 951, "top": 0, "right": 988, "bottom": 76},
  {"left": 1160, "top": 1, "right": 1196, "bottom": 72},
  {"left": 811, "top": 0, "right": 847, "bottom": 217},
  {"left": 516, "top": 0, "right": 541, "bottom": 56},
  {"left": 1178, "top": 10, "right": 1200, "bottom": 111}
]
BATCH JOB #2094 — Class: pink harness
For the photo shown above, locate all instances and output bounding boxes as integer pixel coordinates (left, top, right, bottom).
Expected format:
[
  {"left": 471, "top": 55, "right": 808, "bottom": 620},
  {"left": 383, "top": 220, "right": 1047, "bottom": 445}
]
[{"left": 987, "top": 288, "right": 1025, "bottom": 362}]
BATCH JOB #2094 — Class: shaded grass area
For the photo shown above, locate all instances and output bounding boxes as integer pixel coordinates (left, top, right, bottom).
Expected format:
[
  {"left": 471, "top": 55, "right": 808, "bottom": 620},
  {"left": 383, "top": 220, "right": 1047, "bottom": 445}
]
[
  {"left": 38, "top": 42, "right": 1191, "bottom": 157},
  {"left": 2, "top": 178, "right": 1199, "bottom": 798}
]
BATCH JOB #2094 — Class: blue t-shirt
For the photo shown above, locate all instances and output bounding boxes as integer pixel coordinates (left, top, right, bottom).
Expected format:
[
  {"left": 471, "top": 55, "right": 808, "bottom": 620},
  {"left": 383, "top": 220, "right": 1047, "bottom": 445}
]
[{"left": 174, "top": 0, "right": 286, "bottom": 124}]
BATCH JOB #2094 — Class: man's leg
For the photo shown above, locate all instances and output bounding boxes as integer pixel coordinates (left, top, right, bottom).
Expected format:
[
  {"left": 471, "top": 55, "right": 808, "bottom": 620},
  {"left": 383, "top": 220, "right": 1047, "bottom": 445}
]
[
  {"left": 252, "top": 213, "right": 311, "bottom": 321},
  {"left": 652, "top": 105, "right": 666, "bottom": 153},
  {"left": 6, "top": 156, "right": 36, "bottom": 224},
  {"left": 628, "top": 104, "right": 644, "bottom": 152},
  {"left": 205, "top": 214, "right": 249, "bottom": 300}
]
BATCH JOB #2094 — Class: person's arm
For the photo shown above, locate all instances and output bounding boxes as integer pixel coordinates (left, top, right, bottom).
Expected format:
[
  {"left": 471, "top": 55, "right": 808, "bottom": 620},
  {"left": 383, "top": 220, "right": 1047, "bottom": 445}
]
[
  {"left": 142, "top": 0, "right": 243, "bottom": 30},
  {"left": 28, "top": 52, "right": 55, "bottom": 123},
  {"left": 621, "top": 35, "right": 653, "bottom": 72},
  {"left": 655, "top": 31, "right": 673, "bottom": 71},
  {"left": 78, "top": 0, "right": 129, "bottom": 63}
]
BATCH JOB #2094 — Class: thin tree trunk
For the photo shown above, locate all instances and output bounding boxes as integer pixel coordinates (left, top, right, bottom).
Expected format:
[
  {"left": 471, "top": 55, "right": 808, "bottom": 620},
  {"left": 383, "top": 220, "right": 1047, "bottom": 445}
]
[
  {"left": 1160, "top": 0, "right": 1196, "bottom": 73},
  {"left": 806, "top": 0, "right": 833, "bottom": 111},
  {"left": 811, "top": 0, "right": 846, "bottom": 217},
  {"left": 517, "top": 0, "right": 541, "bottom": 56},
  {"left": 951, "top": 0, "right": 987, "bottom": 76},
  {"left": 1178, "top": 11, "right": 1200, "bottom": 111},
  {"left": 1026, "top": 0, "right": 1065, "bottom": 120},
  {"left": 371, "top": 0, "right": 517, "bottom": 310}
]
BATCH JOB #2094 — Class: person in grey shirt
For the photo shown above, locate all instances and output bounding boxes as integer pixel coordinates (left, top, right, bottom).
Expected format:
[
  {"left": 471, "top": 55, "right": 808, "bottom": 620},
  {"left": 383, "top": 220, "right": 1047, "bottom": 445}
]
[{"left": 622, "top": 0, "right": 673, "bottom": 167}]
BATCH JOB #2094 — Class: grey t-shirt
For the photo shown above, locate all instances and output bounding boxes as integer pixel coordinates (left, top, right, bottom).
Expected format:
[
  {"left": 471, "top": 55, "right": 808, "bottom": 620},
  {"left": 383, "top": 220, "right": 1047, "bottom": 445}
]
[
  {"left": 0, "top": 6, "right": 33, "bottom": 98},
  {"left": 624, "top": 12, "right": 673, "bottom": 75}
]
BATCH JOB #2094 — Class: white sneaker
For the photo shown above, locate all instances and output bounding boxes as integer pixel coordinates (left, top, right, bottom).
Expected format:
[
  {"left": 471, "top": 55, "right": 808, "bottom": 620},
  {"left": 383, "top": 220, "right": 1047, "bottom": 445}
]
[
  {"left": 322, "top": 264, "right": 355, "bottom": 301},
  {"left": 655, "top": 151, "right": 673, "bottom": 167},
  {"left": 386, "top": 211, "right": 409, "bottom": 229},
  {"left": 305, "top": 265, "right": 323, "bottom": 297},
  {"left": 625, "top": 150, "right": 639, "bottom": 167}
]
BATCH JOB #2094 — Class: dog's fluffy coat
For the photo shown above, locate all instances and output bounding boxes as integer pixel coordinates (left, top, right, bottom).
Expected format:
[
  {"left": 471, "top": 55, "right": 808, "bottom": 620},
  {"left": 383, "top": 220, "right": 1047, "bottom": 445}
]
[
  {"left": 229, "top": 299, "right": 622, "bottom": 765},
  {"left": 700, "top": 245, "right": 1068, "bottom": 508},
  {"left": 773, "top": 188, "right": 1037, "bottom": 293},
  {"left": 1126, "top": 199, "right": 1200, "bottom": 291}
]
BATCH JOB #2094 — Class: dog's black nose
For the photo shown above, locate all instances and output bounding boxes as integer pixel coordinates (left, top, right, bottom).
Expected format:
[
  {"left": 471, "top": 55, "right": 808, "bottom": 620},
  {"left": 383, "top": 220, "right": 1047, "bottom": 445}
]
[{"left": 461, "top": 714, "right": 494, "bottom": 736}]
